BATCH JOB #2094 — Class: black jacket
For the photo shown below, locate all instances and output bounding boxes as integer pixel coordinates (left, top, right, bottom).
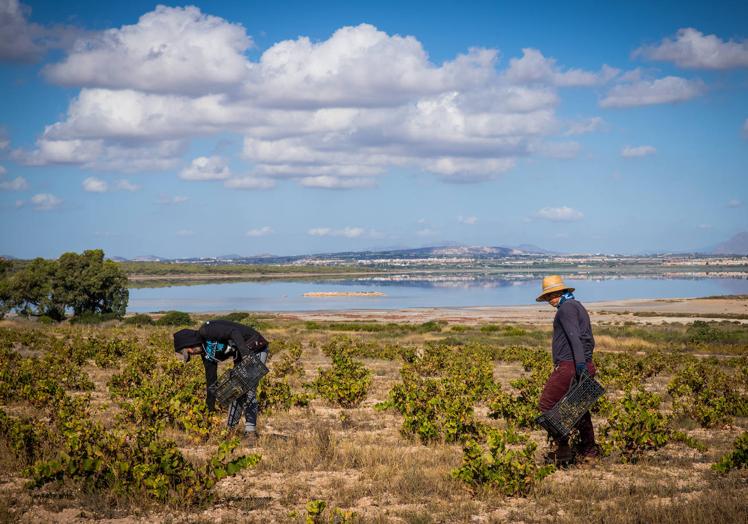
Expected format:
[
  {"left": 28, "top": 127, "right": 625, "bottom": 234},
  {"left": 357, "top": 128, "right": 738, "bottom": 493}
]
[
  {"left": 551, "top": 299, "right": 595, "bottom": 365},
  {"left": 197, "top": 320, "right": 267, "bottom": 411}
]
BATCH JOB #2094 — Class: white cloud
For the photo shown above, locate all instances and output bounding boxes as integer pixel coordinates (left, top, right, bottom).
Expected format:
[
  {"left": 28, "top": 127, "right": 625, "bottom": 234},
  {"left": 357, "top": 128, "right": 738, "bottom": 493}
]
[
  {"left": 157, "top": 195, "right": 188, "bottom": 205},
  {"left": 504, "top": 48, "right": 618, "bottom": 87},
  {"left": 224, "top": 176, "right": 275, "bottom": 190},
  {"left": 19, "top": 12, "right": 622, "bottom": 183},
  {"left": 634, "top": 28, "right": 748, "bottom": 70},
  {"left": 600, "top": 76, "right": 705, "bottom": 108},
  {"left": 246, "top": 24, "right": 497, "bottom": 108},
  {"left": 180, "top": 155, "right": 231, "bottom": 181},
  {"left": 31, "top": 193, "right": 62, "bottom": 210},
  {"left": 15, "top": 136, "right": 184, "bottom": 172},
  {"left": 564, "top": 117, "right": 604, "bottom": 136},
  {"left": 727, "top": 199, "right": 742, "bottom": 208},
  {"left": 535, "top": 206, "right": 584, "bottom": 222},
  {"left": 43, "top": 5, "right": 253, "bottom": 94},
  {"left": 82, "top": 176, "right": 108, "bottom": 192},
  {"left": 416, "top": 228, "right": 437, "bottom": 236},
  {"left": 246, "top": 226, "right": 273, "bottom": 237},
  {"left": 308, "top": 227, "right": 365, "bottom": 238},
  {"left": 621, "top": 145, "right": 656, "bottom": 157},
  {"left": 0, "top": 176, "right": 28, "bottom": 191},
  {"left": 300, "top": 176, "right": 376, "bottom": 189},
  {"left": 116, "top": 179, "right": 140, "bottom": 191},
  {"left": 697, "top": 224, "right": 712, "bottom": 230},
  {"left": 0, "top": 0, "right": 80, "bottom": 62},
  {"left": 176, "top": 229, "right": 194, "bottom": 236},
  {"left": 458, "top": 215, "right": 477, "bottom": 225},
  {"left": 0, "top": 165, "right": 5, "bottom": 175}
]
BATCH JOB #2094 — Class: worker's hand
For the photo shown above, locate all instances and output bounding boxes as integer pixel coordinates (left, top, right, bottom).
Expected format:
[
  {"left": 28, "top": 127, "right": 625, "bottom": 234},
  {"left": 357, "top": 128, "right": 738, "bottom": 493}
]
[{"left": 575, "top": 362, "right": 586, "bottom": 376}]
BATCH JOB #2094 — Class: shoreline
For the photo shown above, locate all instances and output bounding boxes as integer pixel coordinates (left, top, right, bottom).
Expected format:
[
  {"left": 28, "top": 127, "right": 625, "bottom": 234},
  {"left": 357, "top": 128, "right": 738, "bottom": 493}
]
[{"left": 124, "top": 296, "right": 748, "bottom": 326}]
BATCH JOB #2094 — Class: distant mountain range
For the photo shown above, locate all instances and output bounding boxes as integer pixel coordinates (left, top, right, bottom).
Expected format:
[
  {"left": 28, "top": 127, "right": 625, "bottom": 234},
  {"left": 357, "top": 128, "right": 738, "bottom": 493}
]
[
  {"left": 712, "top": 232, "right": 748, "bottom": 256},
  {"left": 7, "top": 234, "right": 746, "bottom": 263},
  {"left": 109, "top": 244, "right": 558, "bottom": 264}
]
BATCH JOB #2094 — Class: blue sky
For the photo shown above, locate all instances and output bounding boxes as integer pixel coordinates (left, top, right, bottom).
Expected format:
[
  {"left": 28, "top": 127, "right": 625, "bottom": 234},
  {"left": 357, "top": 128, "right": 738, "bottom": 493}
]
[{"left": 0, "top": 0, "right": 746, "bottom": 258}]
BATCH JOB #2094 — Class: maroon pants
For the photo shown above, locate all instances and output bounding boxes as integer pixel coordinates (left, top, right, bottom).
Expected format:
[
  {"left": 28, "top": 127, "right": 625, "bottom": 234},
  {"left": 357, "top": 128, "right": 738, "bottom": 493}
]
[{"left": 539, "top": 360, "right": 597, "bottom": 446}]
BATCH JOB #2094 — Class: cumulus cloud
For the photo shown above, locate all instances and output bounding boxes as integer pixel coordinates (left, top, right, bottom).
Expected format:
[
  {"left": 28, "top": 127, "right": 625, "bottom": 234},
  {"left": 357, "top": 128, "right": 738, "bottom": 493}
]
[
  {"left": 224, "top": 176, "right": 275, "bottom": 190},
  {"left": 43, "top": 5, "right": 253, "bottom": 94},
  {"left": 0, "top": 176, "right": 28, "bottom": 191},
  {"left": 0, "top": 0, "right": 81, "bottom": 62},
  {"left": 600, "top": 76, "right": 705, "bottom": 108},
  {"left": 505, "top": 48, "right": 619, "bottom": 87},
  {"left": 15, "top": 136, "right": 185, "bottom": 172},
  {"left": 634, "top": 28, "right": 748, "bottom": 70},
  {"left": 308, "top": 227, "right": 365, "bottom": 238},
  {"left": 31, "top": 193, "right": 62, "bottom": 210},
  {"left": 245, "top": 24, "right": 497, "bottom": 108},
  {"left": 17, "top": 8, "right": 623, "bottom": 185},
  {"left": 458, "top": 215, "right": 478, "bottom": 225},
  {"left": 534, "top": 206, "right": 584, "bottom": 222},
  {"left": 180, "top": 155, "right": 231, "bottom": 181},
  {"left": 246, "top": 226, "right": 273, "bottom": 237},
  {"left": 176, "top": 229, "right": 194, "bottom": 236},
  {"left": 727, "top": 199, "right": 742, "bottom": 208},
  {"left": 82, "top": 176, "right": 107, "bottom": 192},
  {"left": 621, "top": 145, "right": 656, "bottom": 157}
]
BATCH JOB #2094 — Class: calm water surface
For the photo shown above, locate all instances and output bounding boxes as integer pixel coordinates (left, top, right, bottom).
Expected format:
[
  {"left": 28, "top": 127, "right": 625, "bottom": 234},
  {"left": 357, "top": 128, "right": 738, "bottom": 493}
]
[{"left": 127, "top": 277, "right": 748, "bottom": 313}]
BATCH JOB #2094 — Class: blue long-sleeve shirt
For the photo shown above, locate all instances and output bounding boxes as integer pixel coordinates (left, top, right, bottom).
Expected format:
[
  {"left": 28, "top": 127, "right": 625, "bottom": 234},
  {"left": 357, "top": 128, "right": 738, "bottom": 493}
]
[{"left": 552, "top": 299, "right": 595, "bottom": 365}]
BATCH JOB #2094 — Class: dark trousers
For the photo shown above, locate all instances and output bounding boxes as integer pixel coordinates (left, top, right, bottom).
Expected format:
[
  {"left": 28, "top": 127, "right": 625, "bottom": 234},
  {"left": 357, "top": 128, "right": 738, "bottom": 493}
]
[{"left": 539, "top": 360, "right": 597, "bottom": 447}]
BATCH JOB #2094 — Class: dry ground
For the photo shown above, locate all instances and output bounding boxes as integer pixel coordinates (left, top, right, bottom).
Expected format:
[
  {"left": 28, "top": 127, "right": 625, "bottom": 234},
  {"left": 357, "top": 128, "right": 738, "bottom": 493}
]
[{"left": 1, "top": 297, "right": 747, "bottom": 523}]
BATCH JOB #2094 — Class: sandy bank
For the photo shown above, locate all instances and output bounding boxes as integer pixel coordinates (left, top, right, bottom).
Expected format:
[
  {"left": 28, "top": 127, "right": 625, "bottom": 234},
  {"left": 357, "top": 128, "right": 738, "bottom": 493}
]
[{"left": 272, "top": 296, "right": 748, "bottom": 326}]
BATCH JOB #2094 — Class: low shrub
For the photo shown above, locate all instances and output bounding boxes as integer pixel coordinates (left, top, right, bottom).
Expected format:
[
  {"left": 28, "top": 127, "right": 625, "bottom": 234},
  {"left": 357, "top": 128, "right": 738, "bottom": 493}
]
[
  {"left": 378, "top": 343, "right": 495, "bottom": 443},
  {"left": 312, "top": 339, "right": 371, "bottom": 408},
  {"left": 452, "top": 427, "right": 554, "bottom": 495},
  {"left": 155, "top": 310, "right": 193, "bottom": 326},
  {"left": 123, "top": 313, "right": 155, "bottom": 326},
  {"left": 600, "top": 389, "right": 705, "bottom": 462},
  {"left": 215, "top": 312, "right": 249, "bottom": 322},
  {"left": 713, "top": 432, "right": 748, "bottom": 474},
  {"left": 668, "top": 361, "right": 748, "bottom": 427}
]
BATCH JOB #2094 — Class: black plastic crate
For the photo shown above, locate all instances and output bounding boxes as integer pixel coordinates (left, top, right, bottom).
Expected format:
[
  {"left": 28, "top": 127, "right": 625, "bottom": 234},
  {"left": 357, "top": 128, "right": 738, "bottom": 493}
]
[
  {"left": 210, "top": 353, "right": 269, "bottom": 409},
  {"left": 536, "top": 371, "right": 605, "bottom": 440}
]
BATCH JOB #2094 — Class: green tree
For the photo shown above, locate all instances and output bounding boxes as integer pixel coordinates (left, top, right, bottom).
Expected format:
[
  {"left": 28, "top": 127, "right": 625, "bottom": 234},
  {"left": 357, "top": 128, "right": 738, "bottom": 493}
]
[
  {"left": 5, "top": 258, "right": 64, "bottom": 320},
  {"left": 53, "top": 250, "right": 128, "bottom": 317},
  {"left": 3, "top": 250, "right": 128, "bottom": 320}
]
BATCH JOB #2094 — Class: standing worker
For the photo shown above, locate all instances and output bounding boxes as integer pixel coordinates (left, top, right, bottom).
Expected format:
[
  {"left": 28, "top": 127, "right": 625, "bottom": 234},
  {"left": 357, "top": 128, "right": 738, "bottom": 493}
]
[
  {"left": 173, "top": 319, "right": 269, "bottom": 443},
  {"left": 536, "top": 275, "right": 598, "bottom": 464}
]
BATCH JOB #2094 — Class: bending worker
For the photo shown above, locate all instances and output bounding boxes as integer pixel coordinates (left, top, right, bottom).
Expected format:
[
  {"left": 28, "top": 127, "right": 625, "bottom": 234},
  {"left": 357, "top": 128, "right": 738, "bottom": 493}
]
[
  {"left": 536, "top": 275, "right": 598, "bottom": 464},
  {"left": 173, "top": 319, "right": 268, "bottom": 442}
]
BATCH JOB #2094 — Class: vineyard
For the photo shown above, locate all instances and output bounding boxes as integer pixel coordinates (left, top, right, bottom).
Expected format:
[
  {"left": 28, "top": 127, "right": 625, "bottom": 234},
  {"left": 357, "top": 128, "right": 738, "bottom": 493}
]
[{"left": 0, "top": 312, "right": 747, "bottom": 522}]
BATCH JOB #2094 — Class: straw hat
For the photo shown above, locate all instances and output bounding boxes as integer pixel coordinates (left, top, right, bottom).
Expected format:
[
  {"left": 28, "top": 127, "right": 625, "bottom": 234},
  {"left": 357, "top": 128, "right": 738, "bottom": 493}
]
[{"left": 536, "top": 275, "right": 575, "bottom": 302}]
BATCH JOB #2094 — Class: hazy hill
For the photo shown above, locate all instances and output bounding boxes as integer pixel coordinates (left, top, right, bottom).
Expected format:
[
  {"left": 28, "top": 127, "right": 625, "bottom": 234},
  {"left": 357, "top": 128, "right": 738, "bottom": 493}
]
[{"left": 712, "top": 232, "right": 748, "bottom": 255}]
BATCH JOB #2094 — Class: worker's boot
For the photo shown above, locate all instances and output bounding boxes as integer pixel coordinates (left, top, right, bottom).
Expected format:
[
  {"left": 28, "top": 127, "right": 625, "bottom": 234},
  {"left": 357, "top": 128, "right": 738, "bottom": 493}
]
[
  {"left": 574, "top": 413, "right": 599, "bottom": 462},
  {"left": 545, "top": 439, "right": 574, "bottom": 466}
]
